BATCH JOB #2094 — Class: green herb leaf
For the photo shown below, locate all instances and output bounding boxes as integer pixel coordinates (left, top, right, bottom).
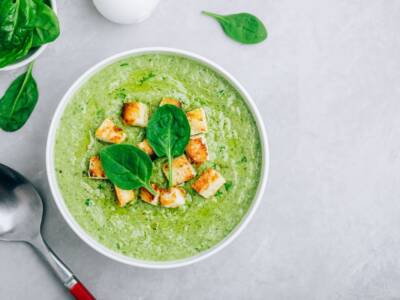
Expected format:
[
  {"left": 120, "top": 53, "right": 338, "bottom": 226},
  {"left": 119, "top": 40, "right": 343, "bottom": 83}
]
[
  {"left": 84, "top": 198, "right": 94, "bottom": 206},
  {"left": 0, "top": 62, "right": 38, "bottom": 132},
  {"left": 147, "top": 104, "right": 190, "bottom": 187},
  {"left": 0, "top": 0, "right": 32, "bottom": 46},
  {"left": 30, "top": 0, "right": 60, "bottom": 47},
  {"left": 0, "top": 0, "right": 60, "bottom": 68},
  {"left": 138, "top": 72, "right": 155, "bottom": 85},
  {"left": 224, "top": 181, "right": 233, "bottom": 191},
  {"left": 202, "top": 11, "right": 267, "bottom": 44},
  {"left": 0, "top": 32, "right": 33, "bottom": 68},
  {"left": 99, "top": 144, "right": 157, "bottom": 195}
]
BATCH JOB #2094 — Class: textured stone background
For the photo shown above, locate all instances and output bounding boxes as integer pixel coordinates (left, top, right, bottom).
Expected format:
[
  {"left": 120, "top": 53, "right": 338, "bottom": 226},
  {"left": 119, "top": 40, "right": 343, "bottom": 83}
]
[{"left": 1, "top": 1, "right": 400, "bottom": 299}]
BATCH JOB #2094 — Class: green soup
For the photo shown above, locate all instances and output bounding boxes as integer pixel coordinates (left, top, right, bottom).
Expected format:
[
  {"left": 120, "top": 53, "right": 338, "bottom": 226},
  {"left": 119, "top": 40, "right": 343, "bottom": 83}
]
[{"left": 55, "top": 54, "right": 262, "bottom": 261}]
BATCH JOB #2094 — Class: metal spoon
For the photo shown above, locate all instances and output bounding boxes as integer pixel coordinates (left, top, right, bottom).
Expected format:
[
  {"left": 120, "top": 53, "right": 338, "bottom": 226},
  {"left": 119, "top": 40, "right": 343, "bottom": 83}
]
[{"left": 0, "top": 163, "right": 95, "bottom": 300}]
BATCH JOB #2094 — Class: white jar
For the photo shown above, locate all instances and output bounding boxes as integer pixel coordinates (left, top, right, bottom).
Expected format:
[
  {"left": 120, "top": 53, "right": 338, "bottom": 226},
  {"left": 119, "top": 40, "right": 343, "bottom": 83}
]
[{"left": 93, "top": 0, "right": 160, "bottom": 24}]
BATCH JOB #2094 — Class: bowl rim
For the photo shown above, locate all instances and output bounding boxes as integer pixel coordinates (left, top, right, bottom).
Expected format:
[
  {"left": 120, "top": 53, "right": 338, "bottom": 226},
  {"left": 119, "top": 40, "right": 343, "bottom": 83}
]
[
  {"left": 0, "top": 0, "right": 58, "bottom": 72},
  {"left": 46, "top": 47, "right": 270, "bottom": 269}
]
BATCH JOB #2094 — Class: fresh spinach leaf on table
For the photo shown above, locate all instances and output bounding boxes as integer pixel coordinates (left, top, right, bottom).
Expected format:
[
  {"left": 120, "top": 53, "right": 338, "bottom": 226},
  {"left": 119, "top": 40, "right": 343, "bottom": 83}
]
[
  {"left": 147, "top": 104, "right": 190, "bottom": 187},
  {"left": 100, "top": 144, "right": 157, "bottom": 195},
  {"left": 202, "top": 11, "right": 267, "bottom": 44},
  {"left": 0, "top": 62, "right": 38, "bottom": 132}
]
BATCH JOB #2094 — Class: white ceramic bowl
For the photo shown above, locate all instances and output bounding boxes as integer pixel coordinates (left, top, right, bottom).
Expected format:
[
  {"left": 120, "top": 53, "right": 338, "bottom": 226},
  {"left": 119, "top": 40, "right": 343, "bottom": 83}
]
[
  {"left": 0, "top": 0, "right": 58, "bottom": 71},
  {"left": 46, "top": 47, "right": 269, "bottom": 268}
]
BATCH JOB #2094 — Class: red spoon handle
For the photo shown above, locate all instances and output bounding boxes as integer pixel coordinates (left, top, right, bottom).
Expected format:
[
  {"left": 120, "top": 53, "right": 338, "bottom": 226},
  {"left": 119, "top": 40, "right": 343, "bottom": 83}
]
[{"left": 69, "top": 281, "right": 96, "bottom": 300}]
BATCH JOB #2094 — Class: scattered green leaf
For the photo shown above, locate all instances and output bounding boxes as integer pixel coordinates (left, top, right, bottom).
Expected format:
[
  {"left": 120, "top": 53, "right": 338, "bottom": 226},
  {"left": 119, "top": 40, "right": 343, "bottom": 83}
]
[
  {"left": 0, "top": 62, "right": 38, "bottom": 131},
  {"left": 202, "top": 11, "right": 267, "bottom": 44}
]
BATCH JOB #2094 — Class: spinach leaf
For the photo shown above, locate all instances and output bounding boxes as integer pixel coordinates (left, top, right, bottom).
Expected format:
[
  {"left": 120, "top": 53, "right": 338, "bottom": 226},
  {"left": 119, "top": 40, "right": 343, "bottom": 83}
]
[
  {"left": 147, "top": 104, "right": 190, "bottom": 187},
  {"left": 30, "top": 0, "right": 60, "bottom": 47},
  {"left": 0, "top": 0, "right": 33, "bottom": 48},
  {"left": 0, "top": 0, "right": 59, "bottom": 68},
  {"left": 0, "top": 0, "right": 19, "bottom": 44},
  {"left": 0, "top": 31, "right": 33, "bottom": 68},
  {"left": 202, "top": 11, "right": 267, "bottom": 44},
  {"left": 0, "top": 62, "right": 38, "bottom": 132},
  {"left": 99, "top": 144, "right": 157, "bottom": 195}
]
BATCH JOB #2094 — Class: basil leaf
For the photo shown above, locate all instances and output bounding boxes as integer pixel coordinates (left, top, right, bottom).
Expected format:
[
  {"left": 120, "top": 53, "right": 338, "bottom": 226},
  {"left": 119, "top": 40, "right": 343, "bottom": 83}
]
[
  {"left": 202, "top": 11, "right": 267, "bottom": 44},
  {"left": 30, "top": 0, "right": 60, "bottom": 47},
  {"left": 0, "top": 62, "right": 38, "bottom": 132},
  {"left": 147, "top": 104, "right": 190, "bottom": 187},
  {"left": 100, "top": 144, "right": 156, "bottom": 195}
]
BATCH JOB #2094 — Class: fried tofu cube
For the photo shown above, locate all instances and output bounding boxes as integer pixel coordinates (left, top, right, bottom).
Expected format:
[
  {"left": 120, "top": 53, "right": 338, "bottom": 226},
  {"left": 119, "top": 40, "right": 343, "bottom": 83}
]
[
  {"left": 159, "top": 98, "right": 182, "bottom": 108},
  {"left": 185, "top": 135, "right": 209, "bottom": 164},
  {"left": 186, "top": 108, "right": 207, "bottom": 135},
  {"left": 121, "top": 102, "right": 149, "bottom": 127},
  {"left": 162, "top": 155, "right": 196, "bottom": 186},
  {"left": 160, "top": 187, "right": 186, "bottom": 208},
  {"left": 88, "top": 155, "right": 106, "bottom": 179},
  {"left": 140, "top": 184, "right": 160, "bottom": 206},
  {"left": 114, "top": 186, "right": 135, "bottom": 207},
  {"left": 95, "top": 119, "right": 127, "bottom": 144},
  {"left": 137, "top": 139, "right": 154, "bottom": 157},
  {"left": 192, "top": 168, "right": 226, "bottom": 199}
]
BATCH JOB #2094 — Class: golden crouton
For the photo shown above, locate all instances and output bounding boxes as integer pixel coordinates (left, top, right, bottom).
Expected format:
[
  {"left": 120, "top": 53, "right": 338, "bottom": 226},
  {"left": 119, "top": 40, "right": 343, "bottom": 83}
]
[
  {"left": 160, "top": 187, "right": 186, "bottom": 208},
  {"left": 185, "top": 135, "right": 209, "bottom": 164},
  {"left": 95, "top": 119, "right": 127, "bottom": 144},
  {"left": 192, "top": 168, "right": 226, "bottom": 199},
  {"left": 114, "top": 186, "right": 135, "bottom": 207},
  {"left": 186, "top": 108, "right": 207, "bottom": 135},
  {"left": 162, "top": 155, "right": 196, "bottom": 186},
  {"left": 159, "top": 98, "right": 182, "bottom": 108},
  {"left": 88, "top": 155, "right": 106, "bottom": 179},
  {"left": 121, "top": 102, "right": 149, "bottom": 127},
  {"left": 140, "top": 184, "right": 160, "bottom": 206},
  {"left": 137, "top": 139, "right": 155, "bottom": 157}
]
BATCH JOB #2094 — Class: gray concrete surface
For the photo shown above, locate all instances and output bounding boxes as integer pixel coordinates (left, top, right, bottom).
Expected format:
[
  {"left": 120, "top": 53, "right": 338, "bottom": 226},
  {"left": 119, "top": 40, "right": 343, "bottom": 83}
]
[{"left": 1, "top": 0, "right": 400, "bottom": 299}]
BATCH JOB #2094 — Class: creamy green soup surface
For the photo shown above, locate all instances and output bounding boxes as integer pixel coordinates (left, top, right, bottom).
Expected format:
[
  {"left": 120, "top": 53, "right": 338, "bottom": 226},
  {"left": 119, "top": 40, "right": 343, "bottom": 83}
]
[{"left": 55, "top": 54, "right": 262, "bottom": 261}]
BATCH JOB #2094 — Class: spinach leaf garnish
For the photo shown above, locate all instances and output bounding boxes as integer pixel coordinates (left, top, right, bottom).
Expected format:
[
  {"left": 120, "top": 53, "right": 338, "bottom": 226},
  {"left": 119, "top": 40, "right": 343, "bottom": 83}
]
[
  {"left": 0, "top": 62, "right": 38, "bottom": 132},
  {"left": 202, "top": 11, "right": 267, "bottom": 44},
  {"left": 147, "top": 104, "right": 190, "bottom": 187},
  {"left": 99, "top": 144, "right": 157, "bottom": 195}
]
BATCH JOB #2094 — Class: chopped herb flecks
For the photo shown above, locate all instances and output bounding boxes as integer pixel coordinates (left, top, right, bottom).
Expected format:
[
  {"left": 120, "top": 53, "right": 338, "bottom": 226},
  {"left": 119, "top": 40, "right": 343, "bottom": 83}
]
[
  {"left": 138, "top": 72, "right": 156, "bottom": 85},
  {"left": 224, "top": 181, "right": 233, "bottom": 191},
  {"left": 84, "top": 198, "right": 94, "bottom": 206}
]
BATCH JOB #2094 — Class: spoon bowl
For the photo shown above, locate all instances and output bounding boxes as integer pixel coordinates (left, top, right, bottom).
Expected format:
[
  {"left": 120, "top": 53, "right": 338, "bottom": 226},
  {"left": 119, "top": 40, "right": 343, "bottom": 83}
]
[
  {"left": 0, "top": 163, "right": 95, "bottom": 299},
  {"left": 0, "top": 164, "right": 43, "bottom": 242}
]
